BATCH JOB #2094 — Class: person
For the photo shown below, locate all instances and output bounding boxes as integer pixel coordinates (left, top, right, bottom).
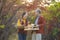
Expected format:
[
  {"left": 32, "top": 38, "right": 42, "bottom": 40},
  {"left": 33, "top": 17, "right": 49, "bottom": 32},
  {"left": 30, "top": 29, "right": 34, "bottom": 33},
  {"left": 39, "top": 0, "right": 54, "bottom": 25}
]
[
  {"left": 17, "top": 12, "right": 28, "bottom": 40},
  {"left": 32, "top": 8, "right": 46, "bottom": 40}
]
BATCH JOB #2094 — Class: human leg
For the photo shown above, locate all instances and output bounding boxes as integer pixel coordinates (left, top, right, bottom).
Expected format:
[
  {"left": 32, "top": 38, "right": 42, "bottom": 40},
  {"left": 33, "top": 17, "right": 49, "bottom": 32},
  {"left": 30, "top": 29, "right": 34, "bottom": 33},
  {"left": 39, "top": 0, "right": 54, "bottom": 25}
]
[
  {"left": 36, "top": 33, "right": 42, "bottom": 40},
  {"left": 18, "top": 32, "right": 23, "bottom": 40}
]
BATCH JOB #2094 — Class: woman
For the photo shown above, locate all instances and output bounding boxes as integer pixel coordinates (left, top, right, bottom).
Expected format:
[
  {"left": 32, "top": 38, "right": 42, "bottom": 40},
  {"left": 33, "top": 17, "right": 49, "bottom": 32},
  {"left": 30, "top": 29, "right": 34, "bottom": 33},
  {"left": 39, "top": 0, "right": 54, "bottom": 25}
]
[{"left": 17, "top": 12, "right": 28, "bottom": 40}]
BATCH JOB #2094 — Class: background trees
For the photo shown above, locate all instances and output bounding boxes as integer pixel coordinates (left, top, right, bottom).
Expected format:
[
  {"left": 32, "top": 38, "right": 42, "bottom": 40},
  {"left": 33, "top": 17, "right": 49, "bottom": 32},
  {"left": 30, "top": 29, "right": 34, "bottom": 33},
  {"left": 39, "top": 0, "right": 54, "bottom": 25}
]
[{"left": 0, "top": 0, "right": 60, "bottom": 40}]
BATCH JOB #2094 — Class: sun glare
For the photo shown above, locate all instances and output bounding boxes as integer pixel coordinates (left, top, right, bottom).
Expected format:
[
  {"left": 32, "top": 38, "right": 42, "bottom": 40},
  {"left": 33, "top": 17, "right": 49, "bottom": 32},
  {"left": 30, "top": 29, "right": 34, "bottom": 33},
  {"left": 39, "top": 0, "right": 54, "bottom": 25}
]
[
  {"left": 26, "top": 0, "right": 34, "bottom": 3},
  {"left": 55, "top": 0, "right": 60, "bottom": 2}
]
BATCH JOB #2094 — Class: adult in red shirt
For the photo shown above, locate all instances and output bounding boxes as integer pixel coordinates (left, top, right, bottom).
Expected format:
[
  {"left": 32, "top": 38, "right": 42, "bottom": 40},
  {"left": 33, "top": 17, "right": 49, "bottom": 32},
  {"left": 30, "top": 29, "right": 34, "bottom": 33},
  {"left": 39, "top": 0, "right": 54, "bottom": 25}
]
[{"left": 32, "top": 8, "right": 46, "bottom": 40}]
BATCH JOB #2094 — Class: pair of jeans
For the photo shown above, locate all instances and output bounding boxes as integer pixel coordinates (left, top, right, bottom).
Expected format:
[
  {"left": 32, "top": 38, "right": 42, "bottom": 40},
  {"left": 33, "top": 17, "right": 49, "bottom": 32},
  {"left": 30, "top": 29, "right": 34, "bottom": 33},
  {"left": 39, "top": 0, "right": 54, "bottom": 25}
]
[
  {"left": 32, "top": 33, "right": 42, "bottom": 40},
  {"left": 18, "top": 32, "right": 26, "bottom": 40}
]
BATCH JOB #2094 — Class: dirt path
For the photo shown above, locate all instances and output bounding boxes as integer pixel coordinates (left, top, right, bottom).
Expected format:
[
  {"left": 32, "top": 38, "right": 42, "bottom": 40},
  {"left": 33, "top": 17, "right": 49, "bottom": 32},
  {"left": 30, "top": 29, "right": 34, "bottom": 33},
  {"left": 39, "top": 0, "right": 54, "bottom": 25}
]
[{"left": 8, "top": 33, "right": 18, "bottom": 40}]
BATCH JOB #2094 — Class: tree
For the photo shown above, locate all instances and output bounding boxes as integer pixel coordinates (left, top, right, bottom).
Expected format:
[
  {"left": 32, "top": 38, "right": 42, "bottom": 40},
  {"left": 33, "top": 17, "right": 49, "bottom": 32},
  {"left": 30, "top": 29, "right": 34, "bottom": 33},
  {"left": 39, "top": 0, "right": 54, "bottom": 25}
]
[{"left": 0, "top": 0, "right": 23, "bottom": 40}]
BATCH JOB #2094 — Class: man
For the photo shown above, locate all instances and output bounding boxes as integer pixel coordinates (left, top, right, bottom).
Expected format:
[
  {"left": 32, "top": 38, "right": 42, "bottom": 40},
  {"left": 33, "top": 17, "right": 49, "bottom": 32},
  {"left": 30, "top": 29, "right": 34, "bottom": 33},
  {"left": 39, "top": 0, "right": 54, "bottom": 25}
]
[{"left": 32, "top": 8, "right": 46, "bottom": 40}]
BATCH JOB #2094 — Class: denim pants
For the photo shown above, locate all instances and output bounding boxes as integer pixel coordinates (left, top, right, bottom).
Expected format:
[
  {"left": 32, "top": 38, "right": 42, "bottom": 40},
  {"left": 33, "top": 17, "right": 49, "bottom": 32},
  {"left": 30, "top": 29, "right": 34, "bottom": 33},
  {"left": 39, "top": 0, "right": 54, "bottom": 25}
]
[
  {"left": 18, "top": 32, "right": 26, "bottom": 40},
  {"left": 32, "top": 33, "right": 42, "bottom": 40}
]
